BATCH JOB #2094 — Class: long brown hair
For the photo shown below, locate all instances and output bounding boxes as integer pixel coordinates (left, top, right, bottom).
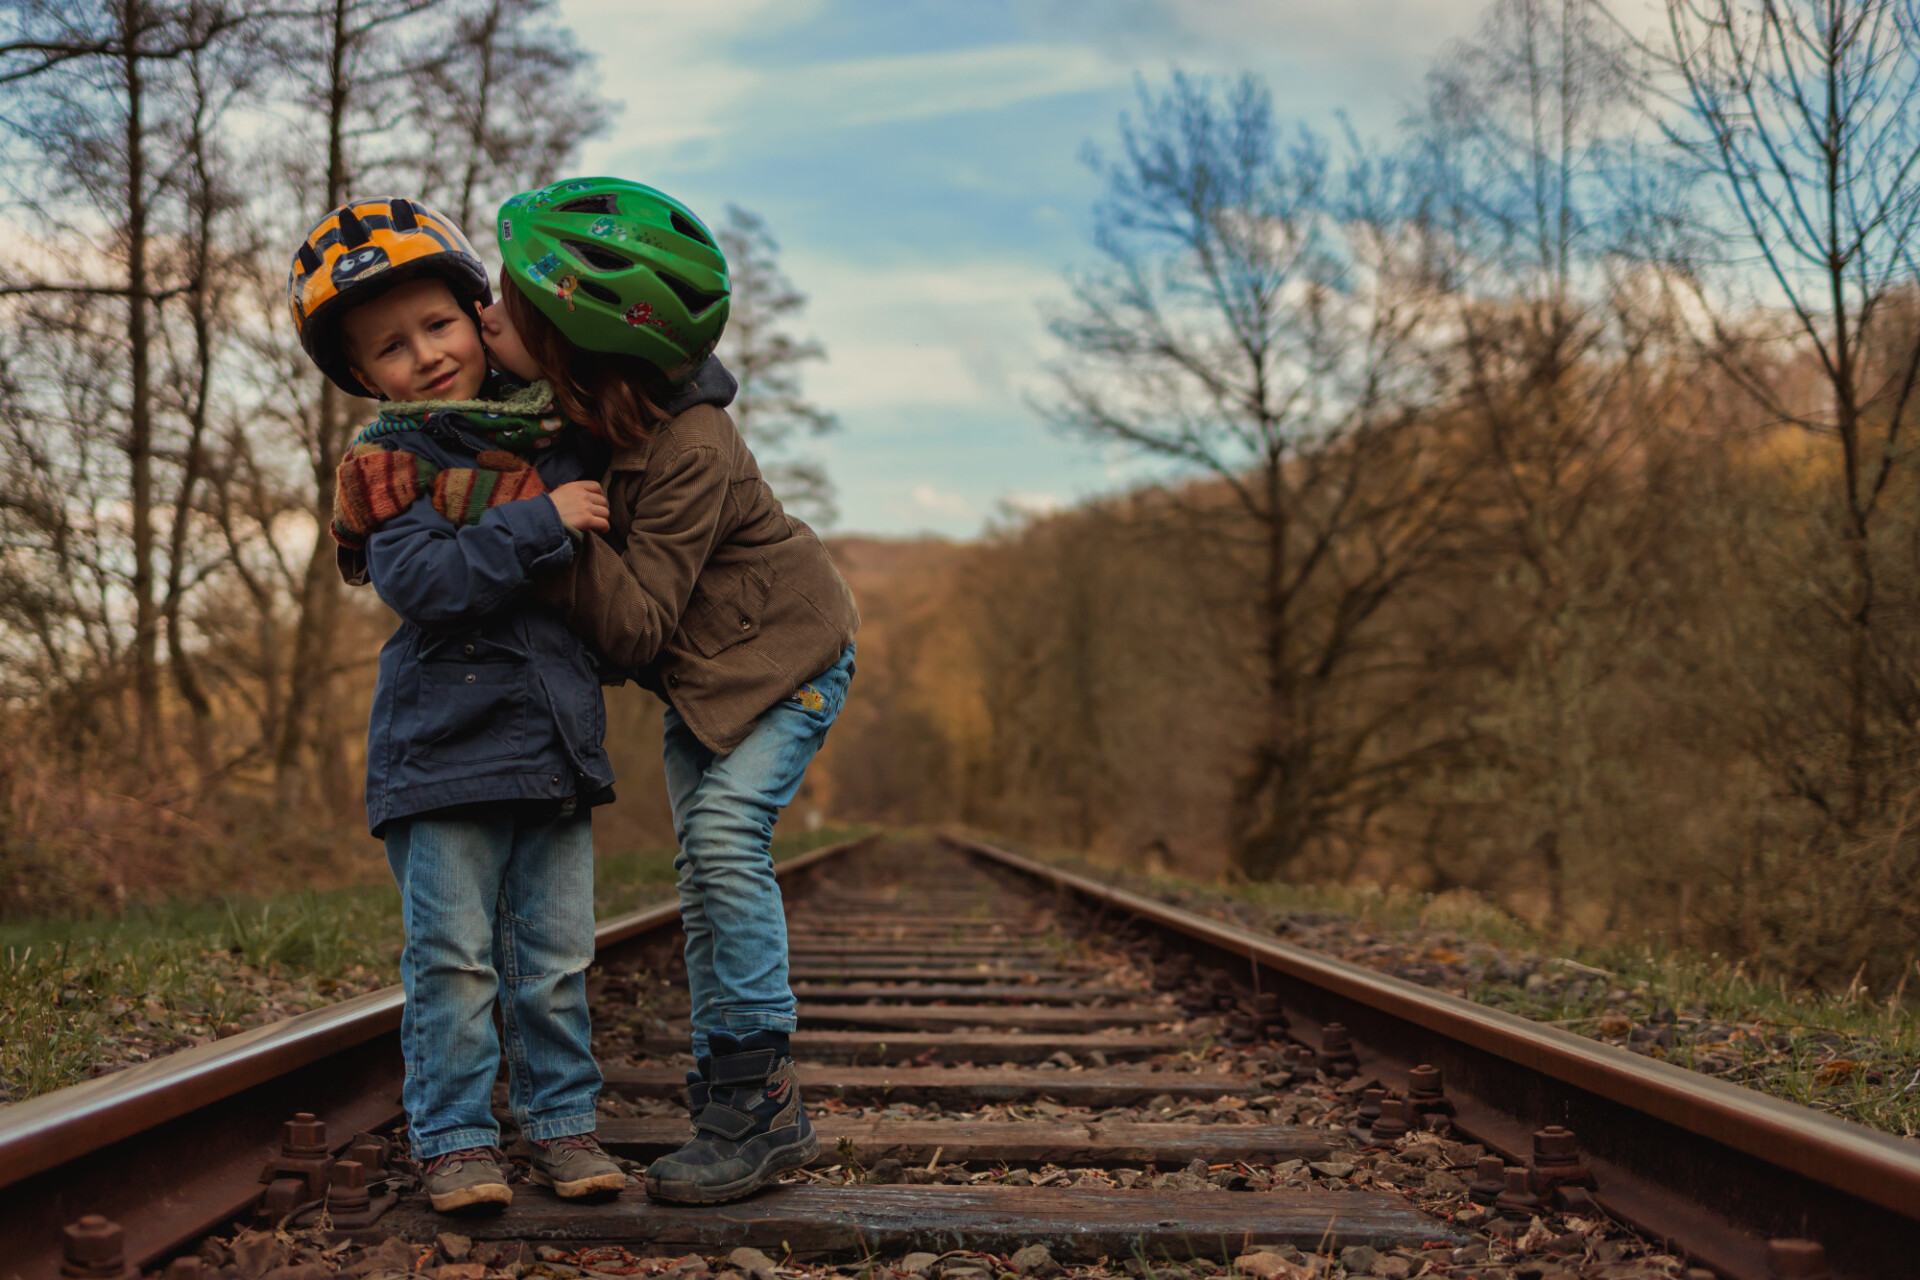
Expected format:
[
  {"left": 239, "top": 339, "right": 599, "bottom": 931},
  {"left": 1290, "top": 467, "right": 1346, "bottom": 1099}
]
[{"left": 500, "top": 268, "right": 670, "bottom": 447}]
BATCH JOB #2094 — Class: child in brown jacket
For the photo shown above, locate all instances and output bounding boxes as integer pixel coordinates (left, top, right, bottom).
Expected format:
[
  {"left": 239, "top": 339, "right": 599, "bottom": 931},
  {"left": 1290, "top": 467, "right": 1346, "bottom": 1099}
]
[{"left": 486, "top": 177, "right": 858, "bottom": 1206}]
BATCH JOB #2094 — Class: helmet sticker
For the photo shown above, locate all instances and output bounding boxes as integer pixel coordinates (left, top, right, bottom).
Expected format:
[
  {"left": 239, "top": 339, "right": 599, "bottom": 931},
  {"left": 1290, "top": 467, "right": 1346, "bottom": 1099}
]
[
  {"left": 525, "top": 251, "right": 562, "bottom": 282},
  {"left": 624, "top": 301, "right": 668, "bottom": 329},
  {"left": 565, "top": 180, "right": 592, "bottom": 193},
  {"left": 589, "top": 216, "right": 614, "bottom": 237},
  {"left": 501, "top": 218, "right": 513, "bottom": 241},
  {"left": 332, "top": 244, "right": 391, "bottom": 288},
  {"left": 555, "top": 274, "right": 579, "bottom": 310}
]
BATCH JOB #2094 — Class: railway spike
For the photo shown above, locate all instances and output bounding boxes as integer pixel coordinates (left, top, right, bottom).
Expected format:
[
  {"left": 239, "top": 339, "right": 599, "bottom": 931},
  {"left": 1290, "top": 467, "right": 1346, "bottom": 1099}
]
[
  {"left": 1368, "top": 1096, "right": 1411, "bottom": 1144},
  {"left": 58, "top": 1214, "right": 133, "bottom": 1280},
  {"left": 1406, "top": 1063, "right": 1455, "bottom": 1118},
  {"left": 1528, "top": 1124, "right": 1597, "bottom": 1205},
  {"left": 1316, "top": 1022, "right": 1359, "bottom": 1077},
  {"left": 327, "top": 1158, "right": 371, "bottom": 1213},
  {"left": 1349, "top": 1086, "right": 1385, "bottom": 1141},
  {"left": 1766, "top": 1239, "right": 1830, "bottom": 1279},
  {"left": 1468, "top": 1155, "right": 1506, "bottom": 1204},
  {"left": 1494, "top": 1166, "right": 1543, "bottom": 1221}
]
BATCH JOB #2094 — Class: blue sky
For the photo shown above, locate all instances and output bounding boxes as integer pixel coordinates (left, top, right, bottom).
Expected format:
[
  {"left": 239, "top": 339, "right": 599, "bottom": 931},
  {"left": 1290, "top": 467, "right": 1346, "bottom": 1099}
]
[{"left": 560, "top": 0, "right": 1492, "bottom": 537}]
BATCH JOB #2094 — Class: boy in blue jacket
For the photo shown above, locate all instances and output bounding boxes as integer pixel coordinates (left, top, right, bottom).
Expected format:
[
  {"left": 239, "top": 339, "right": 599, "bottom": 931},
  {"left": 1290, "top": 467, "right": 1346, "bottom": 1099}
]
[{"left": 287, "top": 196, "right": 626, "bottom": 1212}]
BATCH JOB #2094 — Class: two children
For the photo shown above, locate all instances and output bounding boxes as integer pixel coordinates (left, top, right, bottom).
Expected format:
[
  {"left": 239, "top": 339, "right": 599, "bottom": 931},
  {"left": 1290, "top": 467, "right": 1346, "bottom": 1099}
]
[{"left": 286, "top": 183, "right": 855, "bottom": 1211}]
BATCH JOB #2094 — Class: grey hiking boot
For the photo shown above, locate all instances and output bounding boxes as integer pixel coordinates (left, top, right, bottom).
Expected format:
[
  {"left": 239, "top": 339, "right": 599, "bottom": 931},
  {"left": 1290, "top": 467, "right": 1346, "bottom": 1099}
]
[
  {"left": 529, "top": 1132, "right": 627, "bottom": 1198},
  {"left": 645, "top": 1029, "right": 816, "bottom": 1204},
  {"left": 423, "top": 1146, "right": 512, "bottom": 1212}
]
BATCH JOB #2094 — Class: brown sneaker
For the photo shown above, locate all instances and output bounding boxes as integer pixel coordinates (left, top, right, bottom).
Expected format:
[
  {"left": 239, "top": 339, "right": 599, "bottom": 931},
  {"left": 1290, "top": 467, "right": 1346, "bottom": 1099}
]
[
  {"left": 530, "top": 1132, "right": 627, "bottom": 1198},
  {"left": 423, "top": 1146, "right": 512, "bottom": 1212}
]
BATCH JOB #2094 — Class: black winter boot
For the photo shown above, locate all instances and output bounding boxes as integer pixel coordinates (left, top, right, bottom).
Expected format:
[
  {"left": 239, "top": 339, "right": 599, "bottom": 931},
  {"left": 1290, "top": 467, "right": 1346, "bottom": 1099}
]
[{"left": 645, "top": 1029, "right": 815, "bottom": 1203}]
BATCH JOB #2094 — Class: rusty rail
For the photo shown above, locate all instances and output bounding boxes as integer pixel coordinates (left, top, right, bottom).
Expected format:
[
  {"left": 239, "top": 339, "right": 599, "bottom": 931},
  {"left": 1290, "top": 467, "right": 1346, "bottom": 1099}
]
[{"left": 942, "top": 833, "right": 1920, "bottom": 1280}]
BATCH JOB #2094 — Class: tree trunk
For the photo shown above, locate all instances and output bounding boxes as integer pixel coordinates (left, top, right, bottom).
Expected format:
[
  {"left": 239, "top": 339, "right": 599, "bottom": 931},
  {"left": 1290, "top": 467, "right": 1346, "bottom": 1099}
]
[
  {"left": 274, "top": 0, "right": 353, "bottom": 810},
  {"left": 122, "top": 0, "right": 160, "bottom": 761}
]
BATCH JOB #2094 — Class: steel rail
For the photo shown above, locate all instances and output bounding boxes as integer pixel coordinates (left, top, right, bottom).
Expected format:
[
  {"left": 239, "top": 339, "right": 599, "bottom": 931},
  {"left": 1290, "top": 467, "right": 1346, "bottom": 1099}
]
[
  {"left": 3, "top": 833, "right": 876, "bottom": 1278},
  {"left": 945, "top": 833, "right": 1920, "bottom": 1280}
]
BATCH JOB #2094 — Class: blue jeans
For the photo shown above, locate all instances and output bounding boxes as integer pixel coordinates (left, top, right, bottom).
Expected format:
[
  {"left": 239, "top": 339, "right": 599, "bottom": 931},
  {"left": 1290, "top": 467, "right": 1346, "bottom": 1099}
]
[
  {"left": 665, "top": 643, "right": 854, "bottom": 1058},
  {"left": 383, "top": 804, "right": 600, "bottom": 1159}
]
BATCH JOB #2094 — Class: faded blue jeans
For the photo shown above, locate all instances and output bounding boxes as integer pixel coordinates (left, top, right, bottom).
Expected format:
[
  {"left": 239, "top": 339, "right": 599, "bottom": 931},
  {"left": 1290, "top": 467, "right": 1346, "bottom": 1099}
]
[
  {"left": 665, "top": 643, "right": 855, "bottom": 1058},
  {"left": 383, "top": 804, "right": 600, "bottom": 1159}
]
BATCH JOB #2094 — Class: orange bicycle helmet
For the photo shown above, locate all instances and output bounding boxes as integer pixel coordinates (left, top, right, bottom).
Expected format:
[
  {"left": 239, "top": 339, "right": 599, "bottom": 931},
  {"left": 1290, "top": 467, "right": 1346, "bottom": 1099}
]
[{"left": 287, "top": 196, "right": 492, "bottom": 397}]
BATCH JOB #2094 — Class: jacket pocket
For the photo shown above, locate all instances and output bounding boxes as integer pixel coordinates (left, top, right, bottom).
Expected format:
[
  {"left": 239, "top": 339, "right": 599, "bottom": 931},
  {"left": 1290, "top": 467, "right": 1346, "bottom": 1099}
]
[
  {"left": 679, "top": 561, "right": 771, "bottom": 658},
  {"left": 414, "top": 634, "right": 530, "bottom": 764}
]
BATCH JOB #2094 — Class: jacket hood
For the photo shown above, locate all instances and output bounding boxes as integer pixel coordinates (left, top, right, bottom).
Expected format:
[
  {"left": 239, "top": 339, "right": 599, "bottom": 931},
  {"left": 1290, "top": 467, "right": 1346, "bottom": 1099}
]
[{"left": 660, "top": 355, "right": 737, "bottom": 417}]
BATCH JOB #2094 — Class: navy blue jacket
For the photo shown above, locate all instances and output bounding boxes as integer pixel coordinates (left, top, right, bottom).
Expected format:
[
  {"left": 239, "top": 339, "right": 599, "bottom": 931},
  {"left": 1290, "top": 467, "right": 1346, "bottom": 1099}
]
[{"left": 360, "top": 413, "right": 615, "bottom": 834}]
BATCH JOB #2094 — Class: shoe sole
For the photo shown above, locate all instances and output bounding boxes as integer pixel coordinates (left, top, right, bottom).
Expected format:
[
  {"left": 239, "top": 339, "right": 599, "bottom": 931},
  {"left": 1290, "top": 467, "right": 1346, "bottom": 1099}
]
[
  {"left": 531, "top": 1167, "right": 628, "bottom": 1198},
  {"left": 644, "top": 1126, "right": 819, "bottom": 1205},
  {"left": 428, "top": 1181, "right": 513, "bottom": 1212}
]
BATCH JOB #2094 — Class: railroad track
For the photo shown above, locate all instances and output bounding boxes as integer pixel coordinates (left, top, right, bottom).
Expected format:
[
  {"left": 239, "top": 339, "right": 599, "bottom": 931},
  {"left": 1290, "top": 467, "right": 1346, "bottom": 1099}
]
[{"left": 5, "top": 833, "right": 1918, "bottom": 1278}]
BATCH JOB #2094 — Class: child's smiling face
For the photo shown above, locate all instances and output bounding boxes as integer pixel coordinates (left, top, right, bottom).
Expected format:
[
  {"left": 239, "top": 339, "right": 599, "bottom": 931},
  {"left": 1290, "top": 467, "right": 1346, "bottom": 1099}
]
[{"left": 342, "top": 276, "right": 487, "bottom": 401}]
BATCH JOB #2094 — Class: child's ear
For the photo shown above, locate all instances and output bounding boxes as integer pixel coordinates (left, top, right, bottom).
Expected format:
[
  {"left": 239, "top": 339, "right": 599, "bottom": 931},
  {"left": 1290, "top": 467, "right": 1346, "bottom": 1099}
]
[{"left": 346, "top": 366, "right": 388, "bottom": 401}]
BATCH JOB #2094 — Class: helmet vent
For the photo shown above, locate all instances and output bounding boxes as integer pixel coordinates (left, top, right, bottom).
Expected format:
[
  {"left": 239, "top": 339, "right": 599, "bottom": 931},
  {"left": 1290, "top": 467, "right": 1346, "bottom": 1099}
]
[
  {"left": 556, "top": 195, "right": 617, "bottom": 215},
  {"left": 657, "top": 270, "right": 724, "bottom": 315},
  {"left": 389, "top": 198, "right": 419, "bottom": 230},
  {"left": 577, "top": 278, "right": 620, "bottom": 305},
  {"left": 670, "top": 211, "right": 713, "bottom": 247},
  {"left": 562, "top": 239, "right": 634, "bottom": 273}
]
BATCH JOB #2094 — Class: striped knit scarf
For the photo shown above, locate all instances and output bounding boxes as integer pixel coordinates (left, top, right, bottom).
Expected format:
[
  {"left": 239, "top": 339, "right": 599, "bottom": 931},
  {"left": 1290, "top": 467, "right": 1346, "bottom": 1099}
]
[{"left": 331, "top": 443, "right": 549, "bottom": 552}]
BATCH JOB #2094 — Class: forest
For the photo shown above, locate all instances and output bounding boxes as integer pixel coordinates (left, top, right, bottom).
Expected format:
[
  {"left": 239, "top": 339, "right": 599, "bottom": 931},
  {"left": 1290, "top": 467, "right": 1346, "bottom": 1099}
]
[{"left": 6, "top": 0, "right": 1920, "bottom": 996}]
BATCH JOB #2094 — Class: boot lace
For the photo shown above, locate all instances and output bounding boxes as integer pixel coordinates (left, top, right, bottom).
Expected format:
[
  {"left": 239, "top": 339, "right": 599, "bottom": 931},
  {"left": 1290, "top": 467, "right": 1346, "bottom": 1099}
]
[
  {"left": 546, "top": 1132, "right": 606, "bottom": 1154},
  {"left": 423, "top": 1145, "right": 505, "bottom": 1175}
]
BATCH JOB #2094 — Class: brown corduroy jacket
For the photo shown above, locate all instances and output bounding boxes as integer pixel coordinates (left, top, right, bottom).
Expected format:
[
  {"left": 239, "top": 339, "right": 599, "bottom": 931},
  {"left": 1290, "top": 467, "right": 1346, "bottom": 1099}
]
[{"left": 535, "top": 403, "right": 859, "bottom": 753}]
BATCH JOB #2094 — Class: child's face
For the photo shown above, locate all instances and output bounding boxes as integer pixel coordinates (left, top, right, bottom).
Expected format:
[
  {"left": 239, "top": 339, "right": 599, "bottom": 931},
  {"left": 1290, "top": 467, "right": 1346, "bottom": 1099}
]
[
  {"left": 478, "top": 297, "right": 542, "bottom": 382},
  {"left": 343, "top": 276, "right": 487, "bottom": 401}
]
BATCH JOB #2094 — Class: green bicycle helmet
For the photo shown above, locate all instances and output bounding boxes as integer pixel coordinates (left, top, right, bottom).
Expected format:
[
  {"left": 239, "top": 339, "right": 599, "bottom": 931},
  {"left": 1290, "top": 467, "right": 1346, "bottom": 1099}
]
[{"left": 496, "top": 177, "right": 729, "bottom": 382}]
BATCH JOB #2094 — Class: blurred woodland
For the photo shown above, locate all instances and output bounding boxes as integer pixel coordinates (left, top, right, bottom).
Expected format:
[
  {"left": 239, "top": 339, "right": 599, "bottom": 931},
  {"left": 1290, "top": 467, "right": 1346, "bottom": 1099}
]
[{"left": 8, "top": 0, "right": 1920, "bottom": 994}]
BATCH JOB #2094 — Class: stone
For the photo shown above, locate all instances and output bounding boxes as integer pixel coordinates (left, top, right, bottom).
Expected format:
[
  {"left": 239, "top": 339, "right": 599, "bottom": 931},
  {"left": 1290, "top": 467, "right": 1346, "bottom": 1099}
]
[
  {"left": 1307, "top": 1161, "right": 1355, "bottom": 1179},
  {"left": 1336, "top": 1247, "right": 1377, "bottom": 1275},
  {"left": 1231, "top": 1252, "right": 1309, "bottom": 1280},
  {"left": 436, "top": 1236, "right": 473, "bottom": 1264},
  {"left": 866, "top": 1158, "right": 905, "bottom": 1184},
  {"left": 728, "top": 1249, "right": 779, "bottom": 1280},
  {"left": 898, "top": 1256, "right": 941, "bottom": 1276},
  {"left": 260, "top": 1267, "right": 331, "bottom": 1280},
  {"left": 1367, "top": 1258, "right": 1413, "bottom": 1280},
  {"left": 1009, "top": 1245, "right": 1060, "bottom": 1278},
  {"left": 230, "top": 1232, "right": 292, "bottom": 1280},
  {"left": 537, "top": 1249, "right": 572, "bottom": 1264},
  {"left": 433, "top": 1266, "right": 486, "bottom": 1280},
  {"left": 347, "top": 1240, "right": 417, "bottom": 1278},
  {"left": 1423, "top": 1170, "right": 1468, "bottom": 1196}
]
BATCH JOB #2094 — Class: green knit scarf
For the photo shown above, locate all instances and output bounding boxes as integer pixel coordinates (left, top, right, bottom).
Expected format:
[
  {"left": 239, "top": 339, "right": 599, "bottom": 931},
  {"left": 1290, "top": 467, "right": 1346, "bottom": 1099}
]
[{"left": 354, "top": 378, "right": 565, "bottom": 450}]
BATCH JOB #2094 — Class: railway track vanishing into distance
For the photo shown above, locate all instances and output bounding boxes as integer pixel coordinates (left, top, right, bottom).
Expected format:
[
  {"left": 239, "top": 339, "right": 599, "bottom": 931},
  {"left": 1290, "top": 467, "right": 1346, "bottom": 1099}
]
[{"left": 5, "top": 833, "right": 1918, "bottom": 1278}]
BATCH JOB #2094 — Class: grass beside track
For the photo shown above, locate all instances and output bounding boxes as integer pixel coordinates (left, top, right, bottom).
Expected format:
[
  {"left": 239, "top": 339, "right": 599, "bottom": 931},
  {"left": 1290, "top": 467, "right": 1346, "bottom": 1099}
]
[
  {"left": 0, "top": 825, "right": 869, "bottom": 1106},
  {"left": 1001, "top": 839, "right": 1920, "bottom": 1140}
]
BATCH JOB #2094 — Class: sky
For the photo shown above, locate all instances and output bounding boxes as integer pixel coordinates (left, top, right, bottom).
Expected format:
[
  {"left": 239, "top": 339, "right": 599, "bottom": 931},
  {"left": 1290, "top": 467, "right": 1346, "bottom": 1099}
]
[{"left": 558, "top": 0, "right": 1494, "bottom": 538}]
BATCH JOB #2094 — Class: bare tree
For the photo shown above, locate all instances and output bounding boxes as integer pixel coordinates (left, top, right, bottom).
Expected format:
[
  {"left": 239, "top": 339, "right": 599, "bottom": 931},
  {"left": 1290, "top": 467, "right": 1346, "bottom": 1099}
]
[
  {"left": 1046, "top": 73, "right": 1468, "bottom": 880},
  {"left": 717, "top": 205, "right": 840, "bottom": 526},
  {"left": 1411, "top": 0, "right": 1693, "bottom": 925},
  {"left": 0, "top": 0, "right": 247, "bottom": 759},
  {"left": 408, "top": 0, "right": 607, "bottom": 229},
  {"left": 1625, "top": 0, "right": 1920, "bottom": 828}
]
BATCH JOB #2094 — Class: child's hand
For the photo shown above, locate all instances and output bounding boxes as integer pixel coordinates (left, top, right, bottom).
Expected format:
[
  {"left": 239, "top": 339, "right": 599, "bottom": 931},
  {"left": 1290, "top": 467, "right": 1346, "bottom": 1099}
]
[{"left": 549, "top": 480, "right": 610, "bottom": 533}]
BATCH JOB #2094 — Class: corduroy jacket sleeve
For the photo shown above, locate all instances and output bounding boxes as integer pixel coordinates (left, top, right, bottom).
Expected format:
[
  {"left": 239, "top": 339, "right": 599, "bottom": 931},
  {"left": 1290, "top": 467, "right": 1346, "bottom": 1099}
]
[
  {"left": 576, "top": 436, "right": 730, "bottom": 671},
  {"left": 366, "top": 490, "right": 575, "bottom": 629}
]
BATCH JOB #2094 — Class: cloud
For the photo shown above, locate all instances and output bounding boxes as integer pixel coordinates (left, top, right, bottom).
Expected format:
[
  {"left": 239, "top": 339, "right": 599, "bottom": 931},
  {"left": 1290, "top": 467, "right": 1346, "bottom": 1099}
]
[
  {"left": 763, "top": 44, "right": 1128, "bottom": 132},
  {"left": 1002, "top": 490, "right": 1063, "bottom": 516},
  {"left": 912, "top": 484, "right": 971, "bottom": 516}
]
